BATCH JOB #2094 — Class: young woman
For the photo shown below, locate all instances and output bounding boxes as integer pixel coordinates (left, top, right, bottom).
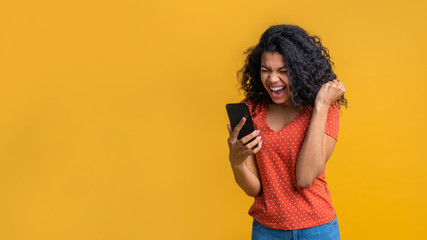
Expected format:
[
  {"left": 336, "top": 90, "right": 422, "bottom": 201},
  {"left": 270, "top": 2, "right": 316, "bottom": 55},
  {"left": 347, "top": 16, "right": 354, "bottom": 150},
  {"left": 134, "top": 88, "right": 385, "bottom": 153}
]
[{"left": 227, "top": 25, "right": 347, "bottom": 240}]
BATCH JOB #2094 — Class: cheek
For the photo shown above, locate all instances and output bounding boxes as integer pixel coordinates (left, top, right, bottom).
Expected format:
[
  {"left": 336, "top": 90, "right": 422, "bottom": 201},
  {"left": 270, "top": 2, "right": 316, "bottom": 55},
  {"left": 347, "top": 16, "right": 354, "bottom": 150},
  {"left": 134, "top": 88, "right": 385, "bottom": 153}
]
[
  {"left": 260, "top": 75, "right": 267, "bottom": 86},
  {"left": 281, "top": 74, "right": 289, "bottom": 83},
  {"left": 262, "top": 72, "right": 271, "bottom": 81}
]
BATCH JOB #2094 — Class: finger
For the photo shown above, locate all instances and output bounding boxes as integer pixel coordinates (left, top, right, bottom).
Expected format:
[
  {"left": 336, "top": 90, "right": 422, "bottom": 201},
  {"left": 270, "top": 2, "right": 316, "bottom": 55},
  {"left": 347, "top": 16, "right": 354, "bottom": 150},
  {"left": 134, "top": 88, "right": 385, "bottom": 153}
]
[
  {"left": 227, "top": 124, "right": 232, "bottom": 134},
  {"left": 243, "top": 140, "right": 263, "bottom": 157},
  {"left": 319, "top": 82, "right": 329, "bottom": 92},
  {"left": 230, "top": 117, "right": 246, "bottom": 139},
  {"left": 334, "top": 81, "right": 344, "bottom": 92},
  {"left": 325, "top": 81, "right": 334, "bottom": 89},
  {"left": 327, "top": 80, "right": 337, "bottom": 88},
  {"left": 332, "top": 79, "right": 340, "bottom": 88},
  {"left": 339, "top": 85, "right": 346, "bottom": 95},
  {"left": 252, "top": 140, "right": 263, "bottom": 154},
  {"left": 245, "top": 136, "right": 262, "bottom": 149},
  {"left": 335, "top": 84, "right": 346, "bottom": 99},
  {"left": 239, "top": 129, "right": 260, "bottom": 145}
]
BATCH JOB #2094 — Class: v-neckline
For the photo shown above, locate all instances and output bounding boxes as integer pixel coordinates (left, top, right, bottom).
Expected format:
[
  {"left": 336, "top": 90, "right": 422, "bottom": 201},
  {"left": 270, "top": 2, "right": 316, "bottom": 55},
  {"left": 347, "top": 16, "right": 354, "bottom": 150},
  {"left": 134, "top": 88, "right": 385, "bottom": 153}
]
[{"left": 263, "top": 102, "right": 307, "bottom": 133}]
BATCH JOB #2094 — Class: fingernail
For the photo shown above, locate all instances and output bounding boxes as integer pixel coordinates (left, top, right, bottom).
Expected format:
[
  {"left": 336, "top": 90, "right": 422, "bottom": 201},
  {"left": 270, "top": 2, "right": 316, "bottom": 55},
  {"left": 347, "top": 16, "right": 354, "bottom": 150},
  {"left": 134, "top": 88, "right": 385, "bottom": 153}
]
[
  {"left": 257, "top": 136, "right": 261, "bottom": 140},
  {"left": 255, "top": 130, "right": 260, "bottom": 135}
]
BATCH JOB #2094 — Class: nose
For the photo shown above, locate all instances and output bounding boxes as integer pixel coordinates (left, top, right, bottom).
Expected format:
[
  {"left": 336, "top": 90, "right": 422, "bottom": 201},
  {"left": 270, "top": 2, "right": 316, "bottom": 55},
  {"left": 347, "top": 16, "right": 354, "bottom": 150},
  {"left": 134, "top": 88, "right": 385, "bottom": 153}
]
[{"left": 269, "top": 72, "right": 280, "bottom": 83}]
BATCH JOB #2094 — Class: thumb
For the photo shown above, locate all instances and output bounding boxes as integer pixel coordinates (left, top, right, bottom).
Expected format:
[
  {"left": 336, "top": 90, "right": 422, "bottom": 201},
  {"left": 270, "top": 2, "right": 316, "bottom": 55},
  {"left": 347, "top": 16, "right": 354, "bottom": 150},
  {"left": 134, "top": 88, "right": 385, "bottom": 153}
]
[{"left": 227, "top": 124, "right": 232, "bottom": 134}]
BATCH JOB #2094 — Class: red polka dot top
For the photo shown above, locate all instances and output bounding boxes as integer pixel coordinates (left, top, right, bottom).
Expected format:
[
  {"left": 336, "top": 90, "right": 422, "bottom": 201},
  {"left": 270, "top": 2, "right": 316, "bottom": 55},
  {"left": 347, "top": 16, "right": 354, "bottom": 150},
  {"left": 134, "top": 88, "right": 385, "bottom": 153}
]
[{"left": 241, "top": 99, "right": 340, "bottom": 230}]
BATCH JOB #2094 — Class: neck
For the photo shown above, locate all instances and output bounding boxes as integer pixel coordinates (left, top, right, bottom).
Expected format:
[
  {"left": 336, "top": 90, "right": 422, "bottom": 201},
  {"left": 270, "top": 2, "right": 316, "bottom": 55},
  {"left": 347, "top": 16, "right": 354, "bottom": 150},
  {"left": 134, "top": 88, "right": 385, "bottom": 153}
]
[{"left": 270, "top": 99, "right": 303, "bottom": 111}]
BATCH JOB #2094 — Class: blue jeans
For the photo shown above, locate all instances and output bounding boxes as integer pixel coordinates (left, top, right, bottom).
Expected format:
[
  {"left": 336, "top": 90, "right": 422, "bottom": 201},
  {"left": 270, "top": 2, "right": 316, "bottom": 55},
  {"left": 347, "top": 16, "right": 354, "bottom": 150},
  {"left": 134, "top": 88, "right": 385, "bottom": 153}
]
[{"left": 252, "top": 218, "right": 340, "bottom": 240}]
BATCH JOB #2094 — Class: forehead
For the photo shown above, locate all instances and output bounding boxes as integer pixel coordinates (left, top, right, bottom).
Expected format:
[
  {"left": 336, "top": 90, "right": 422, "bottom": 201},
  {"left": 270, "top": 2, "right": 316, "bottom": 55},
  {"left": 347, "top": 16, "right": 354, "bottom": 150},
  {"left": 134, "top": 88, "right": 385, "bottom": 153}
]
[{"left": 261, "top": 51, "right": 286, "bottom": 66}]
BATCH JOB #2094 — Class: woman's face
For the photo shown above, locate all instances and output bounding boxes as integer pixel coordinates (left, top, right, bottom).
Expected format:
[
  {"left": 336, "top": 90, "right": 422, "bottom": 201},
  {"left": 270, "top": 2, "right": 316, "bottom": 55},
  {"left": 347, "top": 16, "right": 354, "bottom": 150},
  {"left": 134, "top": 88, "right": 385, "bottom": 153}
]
[{"left": 260, "top": 51, "right": 292, "bottom": 106}]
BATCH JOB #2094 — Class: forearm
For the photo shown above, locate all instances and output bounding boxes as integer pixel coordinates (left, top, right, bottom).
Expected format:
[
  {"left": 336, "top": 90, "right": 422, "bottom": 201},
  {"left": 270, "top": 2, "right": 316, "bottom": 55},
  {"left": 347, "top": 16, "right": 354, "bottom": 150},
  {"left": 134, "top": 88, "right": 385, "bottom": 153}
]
[
  {"left": 295, "top": 105, "right": 329, "bottom": 188},
  {"left": 231, "top": 162, "right": 262, "bottom": 197}
]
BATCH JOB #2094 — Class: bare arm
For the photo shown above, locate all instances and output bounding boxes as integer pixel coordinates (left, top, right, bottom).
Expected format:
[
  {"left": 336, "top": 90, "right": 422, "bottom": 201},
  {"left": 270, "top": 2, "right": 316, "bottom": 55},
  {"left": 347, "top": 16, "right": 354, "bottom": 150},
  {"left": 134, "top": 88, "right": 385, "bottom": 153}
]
[
  {"left": 295, "top": 80, "right": 345, "bottom": 188},
  {"left": 295, "top": 106, "right": 336, "bottom": 188},
  {"left": 227, "top": 118, "right": 262, "bottom": 197},
  {"left": 231, "top": 155, "right": 262, "bottom": 197}
]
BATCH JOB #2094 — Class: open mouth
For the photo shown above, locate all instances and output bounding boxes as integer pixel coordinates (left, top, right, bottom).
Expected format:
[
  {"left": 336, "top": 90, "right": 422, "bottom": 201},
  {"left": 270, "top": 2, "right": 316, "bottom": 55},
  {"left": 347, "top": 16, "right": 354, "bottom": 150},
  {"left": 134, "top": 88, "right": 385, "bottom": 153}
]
[{"left": 269, "top": 86, "right": 286, "bottom": 97}]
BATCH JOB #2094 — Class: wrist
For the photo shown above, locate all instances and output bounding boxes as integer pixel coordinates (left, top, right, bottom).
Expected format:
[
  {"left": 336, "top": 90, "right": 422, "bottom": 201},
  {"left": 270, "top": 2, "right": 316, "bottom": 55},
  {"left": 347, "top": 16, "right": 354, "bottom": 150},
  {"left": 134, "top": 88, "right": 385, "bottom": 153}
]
[
  {"left": 314, "top": 103, "right": 330, "bottom": 113},
  {"left": 231, "top": 161, "right": 245, "bottom": 171}
]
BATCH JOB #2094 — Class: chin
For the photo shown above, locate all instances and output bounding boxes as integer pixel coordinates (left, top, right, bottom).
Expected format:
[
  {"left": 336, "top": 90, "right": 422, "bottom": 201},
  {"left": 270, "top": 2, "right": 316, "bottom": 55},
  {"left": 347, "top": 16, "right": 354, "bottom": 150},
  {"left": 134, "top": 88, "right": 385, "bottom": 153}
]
[{"left": 269, "top": 96, "right": 289, "bottom": 105}]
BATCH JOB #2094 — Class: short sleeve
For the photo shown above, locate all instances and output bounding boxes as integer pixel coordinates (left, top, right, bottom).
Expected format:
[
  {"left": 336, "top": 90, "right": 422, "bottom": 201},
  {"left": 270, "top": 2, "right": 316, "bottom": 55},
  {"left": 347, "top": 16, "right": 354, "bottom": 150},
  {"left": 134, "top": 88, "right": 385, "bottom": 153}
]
[{"left": 325, "top": 102, "right": 340, "bottom": 140}]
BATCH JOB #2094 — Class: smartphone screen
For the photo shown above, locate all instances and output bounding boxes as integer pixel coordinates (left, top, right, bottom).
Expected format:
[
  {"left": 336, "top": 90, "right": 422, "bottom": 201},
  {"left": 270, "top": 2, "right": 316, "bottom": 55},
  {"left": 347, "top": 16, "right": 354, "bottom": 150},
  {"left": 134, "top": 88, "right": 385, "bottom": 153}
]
[{"left": 226, "top": 103, "right": 256, "bottom": 142}]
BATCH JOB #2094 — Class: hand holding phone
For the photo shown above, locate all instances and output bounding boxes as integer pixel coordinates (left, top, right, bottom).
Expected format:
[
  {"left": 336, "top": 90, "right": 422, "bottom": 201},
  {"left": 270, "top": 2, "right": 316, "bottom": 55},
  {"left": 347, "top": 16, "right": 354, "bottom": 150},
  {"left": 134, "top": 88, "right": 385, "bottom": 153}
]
[{"left": 226, "top": 103, "right": 263, "bottom": 166}]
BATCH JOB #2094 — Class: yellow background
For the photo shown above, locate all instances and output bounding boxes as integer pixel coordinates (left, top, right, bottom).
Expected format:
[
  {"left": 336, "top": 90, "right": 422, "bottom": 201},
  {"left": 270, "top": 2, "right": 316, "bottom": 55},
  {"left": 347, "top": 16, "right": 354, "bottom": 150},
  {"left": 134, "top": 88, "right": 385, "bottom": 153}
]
[{"left": 1, "top": 0, "right": 426, "bottom": 239}]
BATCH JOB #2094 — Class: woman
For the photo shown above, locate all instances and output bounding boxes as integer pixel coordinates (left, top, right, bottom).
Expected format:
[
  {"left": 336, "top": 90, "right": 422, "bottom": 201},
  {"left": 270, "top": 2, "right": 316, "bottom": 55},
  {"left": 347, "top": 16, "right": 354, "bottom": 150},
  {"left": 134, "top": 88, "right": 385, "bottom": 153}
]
[{"left": 227, "top": 25, "right": 347, "bottom": 240}]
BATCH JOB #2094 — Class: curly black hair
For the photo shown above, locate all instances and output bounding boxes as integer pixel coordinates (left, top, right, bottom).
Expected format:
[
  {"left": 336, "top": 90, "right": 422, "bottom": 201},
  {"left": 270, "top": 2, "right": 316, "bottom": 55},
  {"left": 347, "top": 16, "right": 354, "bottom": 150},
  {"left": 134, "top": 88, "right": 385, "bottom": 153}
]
[{"left": 238, "top": 24, "right": 347, "bottom": 111}]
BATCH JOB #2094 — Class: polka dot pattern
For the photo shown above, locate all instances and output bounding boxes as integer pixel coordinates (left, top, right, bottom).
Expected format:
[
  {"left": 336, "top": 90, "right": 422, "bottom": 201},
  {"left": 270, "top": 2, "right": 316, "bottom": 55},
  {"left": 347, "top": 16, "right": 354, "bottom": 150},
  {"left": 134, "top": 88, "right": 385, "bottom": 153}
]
[{"left": 241, "top": 99, "right": 340, "bottom": 230}]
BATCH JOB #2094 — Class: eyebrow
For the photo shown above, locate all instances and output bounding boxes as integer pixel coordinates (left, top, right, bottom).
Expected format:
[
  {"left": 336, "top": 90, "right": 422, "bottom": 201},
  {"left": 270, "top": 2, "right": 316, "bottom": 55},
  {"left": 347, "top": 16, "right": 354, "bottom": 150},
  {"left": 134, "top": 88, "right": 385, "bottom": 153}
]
[{"left": 261, "top": 65, "right": 287, "bottom": 70}]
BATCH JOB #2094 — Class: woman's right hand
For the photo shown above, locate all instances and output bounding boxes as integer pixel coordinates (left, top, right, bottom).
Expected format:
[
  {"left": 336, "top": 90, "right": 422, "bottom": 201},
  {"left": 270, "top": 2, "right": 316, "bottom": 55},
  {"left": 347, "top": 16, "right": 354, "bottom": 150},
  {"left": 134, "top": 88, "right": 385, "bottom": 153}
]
[{"left": 227, "top": 117, "right": 263, "bottom": 167}]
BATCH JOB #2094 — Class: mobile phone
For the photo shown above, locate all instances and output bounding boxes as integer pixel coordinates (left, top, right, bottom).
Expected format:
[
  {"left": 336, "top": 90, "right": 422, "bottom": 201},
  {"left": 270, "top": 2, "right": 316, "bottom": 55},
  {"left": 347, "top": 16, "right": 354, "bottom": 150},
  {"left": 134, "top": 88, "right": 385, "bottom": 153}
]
[{"left": 226, "top": 103, "right": 257, "bottom": 145}]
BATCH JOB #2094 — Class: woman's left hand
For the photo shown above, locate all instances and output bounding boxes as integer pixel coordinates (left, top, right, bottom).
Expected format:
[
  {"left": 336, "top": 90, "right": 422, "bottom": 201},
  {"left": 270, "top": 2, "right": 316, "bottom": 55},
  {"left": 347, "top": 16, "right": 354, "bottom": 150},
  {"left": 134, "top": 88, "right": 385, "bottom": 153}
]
[{"left": 314, "top": 79, "right": 346, "bottom": 109}]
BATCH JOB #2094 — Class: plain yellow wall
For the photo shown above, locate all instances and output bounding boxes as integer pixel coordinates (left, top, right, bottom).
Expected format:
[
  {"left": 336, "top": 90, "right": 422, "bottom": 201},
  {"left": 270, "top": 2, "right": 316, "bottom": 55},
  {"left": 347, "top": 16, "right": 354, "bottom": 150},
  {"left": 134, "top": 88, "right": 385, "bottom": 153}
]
[{"left": 1, "top": 0, "right": 426, "bottom": 239}]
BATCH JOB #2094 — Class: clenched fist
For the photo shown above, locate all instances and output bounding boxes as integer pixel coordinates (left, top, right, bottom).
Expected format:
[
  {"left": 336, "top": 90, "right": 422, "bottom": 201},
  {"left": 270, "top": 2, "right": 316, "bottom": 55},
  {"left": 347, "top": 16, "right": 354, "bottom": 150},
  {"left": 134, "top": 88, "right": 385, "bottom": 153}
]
[{"left": 315, "top": 79, "right": 346, "bottom": 109}]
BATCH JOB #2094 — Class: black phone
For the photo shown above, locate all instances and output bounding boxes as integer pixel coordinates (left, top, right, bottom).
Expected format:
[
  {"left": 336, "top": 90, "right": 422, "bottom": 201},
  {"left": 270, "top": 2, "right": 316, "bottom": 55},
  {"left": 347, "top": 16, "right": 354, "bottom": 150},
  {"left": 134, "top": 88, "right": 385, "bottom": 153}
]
[{"left": 226, "top": 103, "right": 257, "bottom": 145}]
